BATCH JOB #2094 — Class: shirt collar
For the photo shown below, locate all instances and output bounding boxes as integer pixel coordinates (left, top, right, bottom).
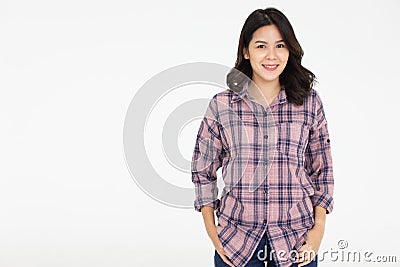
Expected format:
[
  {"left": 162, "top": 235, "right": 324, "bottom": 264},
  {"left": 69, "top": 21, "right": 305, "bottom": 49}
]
[
  {"left": 230, "top": 81, "right": 249, "bottom": 103},
  {"left": 276, "top": 85, "right": 287, "bottom": 105},
  {"left": 230, "top": 81, "right": 287, "bottom": 105}
]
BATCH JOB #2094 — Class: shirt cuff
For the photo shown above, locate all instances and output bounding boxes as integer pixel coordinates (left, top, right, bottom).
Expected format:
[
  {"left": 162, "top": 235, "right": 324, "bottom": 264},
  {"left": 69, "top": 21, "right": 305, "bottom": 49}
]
[
  {"left": 194, "top": 199, "right": 220, "bottom": 212},
  {"left": 311, "top": 193, "right": 334, "bottom": 214}
]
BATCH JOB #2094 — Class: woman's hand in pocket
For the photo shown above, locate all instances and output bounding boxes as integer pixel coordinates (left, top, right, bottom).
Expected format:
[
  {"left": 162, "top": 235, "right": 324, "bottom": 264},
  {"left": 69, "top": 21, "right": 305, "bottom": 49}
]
[
  {"left": 201, "top": 206, "right": 235, "bottom": 266},
  {"left": 209, "top": 226, "right": 235, "bottom": 267}
]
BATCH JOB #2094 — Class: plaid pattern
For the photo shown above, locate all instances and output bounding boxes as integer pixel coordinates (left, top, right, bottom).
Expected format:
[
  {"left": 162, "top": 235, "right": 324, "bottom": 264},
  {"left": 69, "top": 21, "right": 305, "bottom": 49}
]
[{"left": 191, "top": 82, "right": 334, "bottom": 267}]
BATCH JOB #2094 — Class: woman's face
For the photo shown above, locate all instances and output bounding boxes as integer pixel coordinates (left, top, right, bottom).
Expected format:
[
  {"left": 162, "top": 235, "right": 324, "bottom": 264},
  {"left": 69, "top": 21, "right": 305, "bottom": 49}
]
[{"left": 244, "top": 25, "right": 289, "bottom": 86}]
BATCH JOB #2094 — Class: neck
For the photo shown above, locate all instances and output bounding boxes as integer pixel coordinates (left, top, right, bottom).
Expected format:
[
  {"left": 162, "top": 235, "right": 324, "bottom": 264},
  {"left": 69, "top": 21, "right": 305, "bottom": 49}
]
[{"left": 251, "top": 77, "right": 281, "bottom": 98}]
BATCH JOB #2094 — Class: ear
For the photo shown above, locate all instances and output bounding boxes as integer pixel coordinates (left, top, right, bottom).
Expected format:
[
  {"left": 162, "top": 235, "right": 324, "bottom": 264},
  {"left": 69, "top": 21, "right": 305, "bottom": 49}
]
[{"left": 243, "top": 48, "right": 249, "bottom": 60}]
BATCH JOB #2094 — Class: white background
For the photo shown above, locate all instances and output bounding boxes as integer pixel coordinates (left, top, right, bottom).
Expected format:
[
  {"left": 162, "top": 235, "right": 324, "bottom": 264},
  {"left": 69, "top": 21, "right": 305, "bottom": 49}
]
[{"left": 1, "top": 0, "right": 399, "bottom": 266}]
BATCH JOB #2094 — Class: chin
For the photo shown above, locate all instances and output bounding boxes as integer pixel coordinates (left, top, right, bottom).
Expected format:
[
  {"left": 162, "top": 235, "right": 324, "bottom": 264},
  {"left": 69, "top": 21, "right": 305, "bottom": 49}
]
[{"left": 259, "top": 75, "right": 280, "bottom": 83}]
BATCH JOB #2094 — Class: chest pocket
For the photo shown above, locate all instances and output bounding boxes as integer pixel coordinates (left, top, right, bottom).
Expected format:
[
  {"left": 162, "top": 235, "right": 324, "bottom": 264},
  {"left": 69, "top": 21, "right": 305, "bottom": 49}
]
[{"left": 277, "top": 121, "right": 309, "bottom": 158}]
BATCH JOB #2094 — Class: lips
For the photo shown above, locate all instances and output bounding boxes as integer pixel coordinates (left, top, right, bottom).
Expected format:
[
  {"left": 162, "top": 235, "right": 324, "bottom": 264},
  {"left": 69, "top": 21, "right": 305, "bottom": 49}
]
[{"left": 262, "top": 64, "right": 279, "bottom": 71}]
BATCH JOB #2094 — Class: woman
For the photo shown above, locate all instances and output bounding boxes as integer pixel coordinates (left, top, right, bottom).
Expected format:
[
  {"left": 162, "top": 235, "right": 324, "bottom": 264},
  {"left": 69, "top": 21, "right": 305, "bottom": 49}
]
[{"left": 191, "top": 7, "right": 334, "bottom": 267}]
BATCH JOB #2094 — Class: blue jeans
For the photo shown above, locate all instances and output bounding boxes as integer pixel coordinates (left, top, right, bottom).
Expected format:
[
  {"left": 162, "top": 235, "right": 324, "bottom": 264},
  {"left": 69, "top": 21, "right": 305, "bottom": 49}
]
[{"left": 214, "top": 234, "right": 318, "bottom": 267}]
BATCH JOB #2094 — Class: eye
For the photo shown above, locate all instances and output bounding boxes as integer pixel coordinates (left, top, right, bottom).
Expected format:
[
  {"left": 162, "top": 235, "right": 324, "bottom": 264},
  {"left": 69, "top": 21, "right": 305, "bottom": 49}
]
[
  {"left": 256, "top": 45, "right": 266, "bottom": 48},
  {"left": 276, "top": 43, "right": 286, "bottom": 48}
]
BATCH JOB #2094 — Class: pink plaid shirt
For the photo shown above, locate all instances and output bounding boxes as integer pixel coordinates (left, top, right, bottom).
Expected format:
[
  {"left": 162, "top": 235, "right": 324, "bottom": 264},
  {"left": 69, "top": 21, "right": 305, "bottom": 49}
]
[{"left": 191, "top": 81, "right": 334, "bottom": 267}]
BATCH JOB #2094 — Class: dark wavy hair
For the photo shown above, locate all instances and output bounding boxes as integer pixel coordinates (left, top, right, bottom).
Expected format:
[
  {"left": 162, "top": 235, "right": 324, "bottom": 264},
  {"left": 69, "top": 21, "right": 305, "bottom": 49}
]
[{"left": 226, "top": 7, "right": 316, "bottom": 105}]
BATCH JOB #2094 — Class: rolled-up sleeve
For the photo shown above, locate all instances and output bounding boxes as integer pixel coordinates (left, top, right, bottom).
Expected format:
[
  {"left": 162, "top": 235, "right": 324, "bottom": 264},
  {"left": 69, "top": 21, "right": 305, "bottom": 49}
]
[
  {"left": 191, "top": 95, "right": 225, "bottom": 212},
  {"left": 304, "top": 92, "right": 334, "bottom": 214}
]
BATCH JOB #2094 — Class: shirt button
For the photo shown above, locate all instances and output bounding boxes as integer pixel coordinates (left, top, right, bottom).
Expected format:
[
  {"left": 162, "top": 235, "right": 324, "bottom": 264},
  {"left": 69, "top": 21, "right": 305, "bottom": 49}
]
[
  {"left": 264, "top": 135, "right": 268, "bottom": 139},
  {"left": 263, "top": 161, "right": 268, "bottom": 165},
  {"left": 263, "top": 219, "right": 267, "bottom": 224}
]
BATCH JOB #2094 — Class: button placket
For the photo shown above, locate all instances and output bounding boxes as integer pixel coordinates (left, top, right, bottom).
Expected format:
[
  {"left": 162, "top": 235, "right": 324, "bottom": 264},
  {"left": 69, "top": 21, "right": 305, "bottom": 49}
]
[
  {"left": 262, "top": 108, "right": 269, "bottom": 168},
  {"left": 262, "top": 108, "right": 271, "bottom": 226},
  {"left": 250, "top": 102, "right": 271, "bottom": 227}
]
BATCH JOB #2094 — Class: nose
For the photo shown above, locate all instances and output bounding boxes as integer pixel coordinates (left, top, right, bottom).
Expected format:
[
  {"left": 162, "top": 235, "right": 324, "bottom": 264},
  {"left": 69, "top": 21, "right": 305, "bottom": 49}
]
[{"left": 265, "top": 46, "right": 277, "bottom": 60}]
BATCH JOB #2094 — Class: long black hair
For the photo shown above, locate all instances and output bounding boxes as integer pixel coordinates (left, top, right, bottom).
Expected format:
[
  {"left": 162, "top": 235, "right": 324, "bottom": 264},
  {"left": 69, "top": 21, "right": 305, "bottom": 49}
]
[{"left": 227, "top": 7, "right": 316, "bottom": 106}]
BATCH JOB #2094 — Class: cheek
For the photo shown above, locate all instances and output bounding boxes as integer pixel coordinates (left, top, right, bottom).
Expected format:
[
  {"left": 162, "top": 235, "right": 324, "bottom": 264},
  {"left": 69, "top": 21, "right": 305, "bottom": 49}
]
[
  {"left": 278, "top": 50, "right": 289, "bottom": 62},
  {"left": 250, "top": 51, "right": 265, "bottom": 61},
  {"left": 249, "top": 56, "right": 264, "bottom": 69}
]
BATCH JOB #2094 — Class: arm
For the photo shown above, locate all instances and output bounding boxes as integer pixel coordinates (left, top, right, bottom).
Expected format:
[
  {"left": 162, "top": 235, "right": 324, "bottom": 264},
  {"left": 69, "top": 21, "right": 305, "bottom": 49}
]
[
  {"left": 304, "top": 91, "right": 334, "bottom": 214},
  {"left": 201, "top": 206, "right": 220, "bottom": 249},
  {"left": 312, "top": 206, "right": 327, "bottom": 240},
  {"left": 295, "top": 92, "right": 334, "bottom": 266},
  {"left": 314, "top": 205, "right": 327, "bottom": 229},
  {"left": 201, "top": 206, "right": 234, "bottom": 266},
  {"left": 191, "top": 97, "right": 234, "bottom": 266},
  {"left": 295, "top": 206, "right": 326, "bottom": 266},
  {"left": 191, "top": 96, "right": 223, "bottom": 212}
]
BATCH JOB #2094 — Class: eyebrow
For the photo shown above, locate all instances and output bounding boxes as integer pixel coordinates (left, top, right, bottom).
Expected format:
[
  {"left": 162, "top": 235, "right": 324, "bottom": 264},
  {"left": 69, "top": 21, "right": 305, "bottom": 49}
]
[{"left": 254, "top": 40, "right": 285, "bottom": 44}]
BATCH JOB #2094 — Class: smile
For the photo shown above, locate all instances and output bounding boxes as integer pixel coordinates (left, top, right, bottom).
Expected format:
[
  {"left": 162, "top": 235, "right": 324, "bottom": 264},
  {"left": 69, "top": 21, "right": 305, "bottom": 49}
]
[{"left": 262, "top": 64, "right": 279, "bottom": 71}]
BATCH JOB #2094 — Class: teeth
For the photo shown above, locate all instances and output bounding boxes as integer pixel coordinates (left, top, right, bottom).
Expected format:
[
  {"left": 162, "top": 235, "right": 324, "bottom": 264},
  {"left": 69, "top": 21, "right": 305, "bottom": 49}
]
[{"left": 263, "top": 64, "right": 278, "bottom": 69}]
